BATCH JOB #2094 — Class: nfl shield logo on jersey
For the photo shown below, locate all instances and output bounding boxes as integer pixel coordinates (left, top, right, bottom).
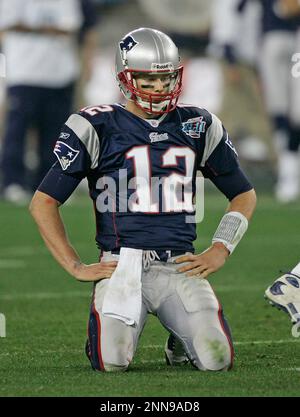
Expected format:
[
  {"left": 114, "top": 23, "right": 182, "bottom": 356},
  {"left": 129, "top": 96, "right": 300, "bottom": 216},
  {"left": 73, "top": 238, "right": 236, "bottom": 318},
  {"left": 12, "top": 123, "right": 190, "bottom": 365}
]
[
  {"left": 54, "top": 141, "right": 80, "bottom": 171},
  {"left": 181, "top": 117, "right": 206, "bottom": 139}
]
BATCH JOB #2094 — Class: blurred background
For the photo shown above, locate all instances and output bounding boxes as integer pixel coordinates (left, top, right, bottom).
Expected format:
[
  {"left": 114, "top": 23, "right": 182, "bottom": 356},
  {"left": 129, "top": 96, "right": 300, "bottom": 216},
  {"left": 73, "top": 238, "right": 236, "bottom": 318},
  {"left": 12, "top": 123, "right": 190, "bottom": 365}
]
[
  {"left": 0, "top": 0, "right": 299, "bottom": 204},
  {"left": 0, "top": 0, "right": 300, "bottom": 397},
  {"left": 1, "top": 1, "right": 300, "bottom": 397}
]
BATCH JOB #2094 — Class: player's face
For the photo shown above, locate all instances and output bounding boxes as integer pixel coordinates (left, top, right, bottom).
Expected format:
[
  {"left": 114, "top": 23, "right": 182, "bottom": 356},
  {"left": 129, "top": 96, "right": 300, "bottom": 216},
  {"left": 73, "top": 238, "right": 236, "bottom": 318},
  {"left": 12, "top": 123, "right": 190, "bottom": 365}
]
[
  {"left": 134, "top": 73, "right": 175, "bottom": 103},
  {"left": 124, "top": 69, "right": 182, "bottom": 117}
]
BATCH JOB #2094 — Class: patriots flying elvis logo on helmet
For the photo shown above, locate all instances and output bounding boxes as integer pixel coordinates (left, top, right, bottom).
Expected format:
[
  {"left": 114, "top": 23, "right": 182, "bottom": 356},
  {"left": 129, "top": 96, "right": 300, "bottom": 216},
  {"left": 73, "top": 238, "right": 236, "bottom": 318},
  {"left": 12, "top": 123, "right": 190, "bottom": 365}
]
[
  {"left": 54, "top": 141, "right": 80, "bottom": 171},
  {"left": 181, "top": 117, "right": 206, "bottom": 139},
  {"left": 119, "top": 36, "right": 138, "bottom": 54}
]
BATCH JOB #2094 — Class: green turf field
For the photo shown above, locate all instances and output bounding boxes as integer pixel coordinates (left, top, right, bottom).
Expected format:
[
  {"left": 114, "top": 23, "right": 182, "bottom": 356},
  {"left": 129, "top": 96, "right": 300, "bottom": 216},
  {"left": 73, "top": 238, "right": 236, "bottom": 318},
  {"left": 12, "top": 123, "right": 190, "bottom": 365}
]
[{"left": 0, "top": 192, "right": 300, "bottom": 397}]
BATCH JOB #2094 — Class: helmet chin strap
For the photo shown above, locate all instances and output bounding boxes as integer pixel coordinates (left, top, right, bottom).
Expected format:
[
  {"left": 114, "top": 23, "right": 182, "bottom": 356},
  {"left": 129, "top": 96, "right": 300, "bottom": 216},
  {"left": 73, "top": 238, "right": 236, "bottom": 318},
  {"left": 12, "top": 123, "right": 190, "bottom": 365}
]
[{"left": 136, "top": 95, "right": 169, "bottom": 113}]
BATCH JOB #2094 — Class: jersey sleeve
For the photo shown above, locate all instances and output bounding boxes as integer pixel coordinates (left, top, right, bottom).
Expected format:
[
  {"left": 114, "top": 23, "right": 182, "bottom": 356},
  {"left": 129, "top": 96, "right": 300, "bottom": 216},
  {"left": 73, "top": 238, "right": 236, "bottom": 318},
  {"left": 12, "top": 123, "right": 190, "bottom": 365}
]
[
  {"left": 198, "top": 112, "right": 239, "bottom": 176},
  {"left": 38, "top": 113, "right": 100, "bottom": 203},
  {"left": 198, "top": 112, "right": 253, "bottom": 200},
  {"left": 208, "top": 166, "right": 253, "bottom": 201}
]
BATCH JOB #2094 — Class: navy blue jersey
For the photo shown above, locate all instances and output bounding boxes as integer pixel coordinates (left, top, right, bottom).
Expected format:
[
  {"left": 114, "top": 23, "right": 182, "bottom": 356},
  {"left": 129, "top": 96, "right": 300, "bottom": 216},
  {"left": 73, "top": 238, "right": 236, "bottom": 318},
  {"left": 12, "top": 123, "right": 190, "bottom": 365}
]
[
  {"left": 238, "top": 0, "right": 300, "bottom": 33},
  {"left": 262, "top": 0, "right": 300, "bottom": 32},
  {"left": 39, "top": 104, "right": 251, "bottom": 252},
  {"left": 78, "top": 0, "right": 99, "bottom": 43}
]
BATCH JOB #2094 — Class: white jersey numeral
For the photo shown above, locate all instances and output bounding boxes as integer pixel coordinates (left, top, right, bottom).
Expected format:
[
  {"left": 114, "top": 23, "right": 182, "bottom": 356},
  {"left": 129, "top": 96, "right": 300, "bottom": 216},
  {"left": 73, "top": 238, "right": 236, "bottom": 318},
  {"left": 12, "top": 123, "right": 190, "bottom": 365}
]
[
  {"left": 80, "top": 105, "right": 114, "bottom": 116},
  {"left": 126, "top": 146, "right": 195, "bottom": 213},
  {"left": 126, "top": 146, "right": 159, "bottom": 213},
  {"left": 162, "top": 147, "right": 195, "bottom": 212}
]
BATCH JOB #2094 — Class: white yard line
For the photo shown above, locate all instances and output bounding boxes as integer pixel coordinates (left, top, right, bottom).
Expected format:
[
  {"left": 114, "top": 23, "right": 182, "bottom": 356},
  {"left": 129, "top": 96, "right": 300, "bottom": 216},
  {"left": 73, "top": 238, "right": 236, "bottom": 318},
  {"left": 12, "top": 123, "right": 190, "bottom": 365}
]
[
  {"left": 0, "top": 247, "right": 42, "bottom": 256},
  {"left": 0, "top": 351, "right": 166, "bottom": 365},
  {"left": 0, "top": 243, "right": 94, "bottom": 257},
  {"left": 0, "top": 285, "right": 267, "bottom": 301},
  {"left": 0, "top": 291, "right": 92, "bottom": 300},
  {"left": 213, "top": 285, "right": 266, "bottom": 292},
  {"left": 141, "top": 339, "right": 300, "bottom": 349},
  {"left": 234, "top": 339, "right": 300, "bottom": 346},
  {"left": 0, "top": 260, "right": 26, "bottom": 268},
  {"left": 1, "top": 341, "right": 300, "bottom": 367},
  {"left": 0, "top": 350, "right": 299, "bottom": 370}
]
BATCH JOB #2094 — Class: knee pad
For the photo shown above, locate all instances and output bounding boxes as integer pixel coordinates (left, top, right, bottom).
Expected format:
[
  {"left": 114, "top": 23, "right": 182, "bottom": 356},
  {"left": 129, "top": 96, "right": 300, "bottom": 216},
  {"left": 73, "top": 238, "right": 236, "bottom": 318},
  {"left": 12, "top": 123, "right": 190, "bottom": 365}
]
[{"left": 192, "top": 328, "right": 233, "bottom": 371}]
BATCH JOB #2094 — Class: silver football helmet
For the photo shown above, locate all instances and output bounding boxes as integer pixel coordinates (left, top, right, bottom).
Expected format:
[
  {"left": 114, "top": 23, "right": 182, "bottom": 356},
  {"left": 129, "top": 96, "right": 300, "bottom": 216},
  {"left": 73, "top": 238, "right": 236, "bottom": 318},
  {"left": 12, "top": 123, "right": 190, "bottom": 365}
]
[{"left": 115, "top": 27, "right": 183, "bottom": 114}]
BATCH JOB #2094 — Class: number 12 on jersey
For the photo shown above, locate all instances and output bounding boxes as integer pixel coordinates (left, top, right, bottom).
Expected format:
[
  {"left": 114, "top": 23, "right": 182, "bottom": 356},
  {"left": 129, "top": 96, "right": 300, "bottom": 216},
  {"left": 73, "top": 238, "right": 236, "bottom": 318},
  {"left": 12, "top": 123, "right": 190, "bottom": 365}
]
[{"left": 126, "top": 145, "right": 195, "bottom": 213}]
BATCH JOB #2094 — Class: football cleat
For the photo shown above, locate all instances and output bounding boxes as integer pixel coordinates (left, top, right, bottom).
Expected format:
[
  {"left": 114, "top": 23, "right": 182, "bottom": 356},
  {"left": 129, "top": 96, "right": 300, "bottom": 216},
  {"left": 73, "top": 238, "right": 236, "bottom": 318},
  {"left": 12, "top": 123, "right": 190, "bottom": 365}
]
[
  {"left": 265, "top": 272, "right": 300, "bottom": 323},
  {"left": 85, "top": 339, "right": 95, "bottom": 370},
  {"left": 164, "top": 334, "right": 189, "bottom": 366}
]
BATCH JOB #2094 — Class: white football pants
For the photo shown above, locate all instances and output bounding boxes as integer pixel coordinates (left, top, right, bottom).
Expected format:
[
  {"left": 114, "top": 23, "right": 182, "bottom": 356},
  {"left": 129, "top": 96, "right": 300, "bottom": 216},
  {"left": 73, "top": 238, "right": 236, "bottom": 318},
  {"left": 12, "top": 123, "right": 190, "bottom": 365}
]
[{"left": 87, "top": 253, "right": 234, "bottom": 372}]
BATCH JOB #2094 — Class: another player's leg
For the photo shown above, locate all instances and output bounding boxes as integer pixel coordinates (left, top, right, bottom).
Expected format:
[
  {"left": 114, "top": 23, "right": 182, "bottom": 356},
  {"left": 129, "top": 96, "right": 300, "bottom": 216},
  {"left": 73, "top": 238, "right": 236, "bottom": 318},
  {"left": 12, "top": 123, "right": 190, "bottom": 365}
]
[
  {"left": 86, "top": 278, "right": 147, "bottom": 372},
  {"left": 259, "top": 32, "right": 299, "bottom": 202},
  {"left": 283, "top": 34, "right": 300, "bottom": 203},
  {"left": 264, "top": 262, "right": 300, "bottom": 323},
  {"left": 1, "top": 86, "right": 36, "bottom": 203}
]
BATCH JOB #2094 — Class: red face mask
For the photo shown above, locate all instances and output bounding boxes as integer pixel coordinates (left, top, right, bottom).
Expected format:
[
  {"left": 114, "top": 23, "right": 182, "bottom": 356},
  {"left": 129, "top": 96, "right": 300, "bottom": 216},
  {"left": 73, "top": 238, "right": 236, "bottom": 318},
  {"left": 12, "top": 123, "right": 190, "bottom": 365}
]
[{"left": 118, "top": 67, "right": 184, "bottom": 114}]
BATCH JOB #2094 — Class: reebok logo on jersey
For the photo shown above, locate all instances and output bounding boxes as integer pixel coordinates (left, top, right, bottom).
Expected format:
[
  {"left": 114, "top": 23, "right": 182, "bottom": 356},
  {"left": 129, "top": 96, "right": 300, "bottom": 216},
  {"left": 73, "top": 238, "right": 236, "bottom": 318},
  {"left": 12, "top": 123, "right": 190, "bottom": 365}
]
[
  {"left": 181, "top": 117, "right": 206, "bottom": 139},
  {"left": 149, "top": 132, "right": 169, "bottom": 143},
  {"left": 59, "top": 132, "right": 70, "bottom": 140},
  {"left": 54, "top": 141, "right": 80, "bottom": 171}
]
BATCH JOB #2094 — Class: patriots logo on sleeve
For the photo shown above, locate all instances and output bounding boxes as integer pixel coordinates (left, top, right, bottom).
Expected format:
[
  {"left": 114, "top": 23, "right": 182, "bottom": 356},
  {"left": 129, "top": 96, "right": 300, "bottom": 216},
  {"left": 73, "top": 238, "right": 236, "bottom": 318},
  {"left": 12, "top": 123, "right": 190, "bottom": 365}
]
[
  {"left": 54, "top": 141, "right": 80, "bottom": 171},
  {"left": 119, "top": 36, "right": 138, "bottom": 54}
]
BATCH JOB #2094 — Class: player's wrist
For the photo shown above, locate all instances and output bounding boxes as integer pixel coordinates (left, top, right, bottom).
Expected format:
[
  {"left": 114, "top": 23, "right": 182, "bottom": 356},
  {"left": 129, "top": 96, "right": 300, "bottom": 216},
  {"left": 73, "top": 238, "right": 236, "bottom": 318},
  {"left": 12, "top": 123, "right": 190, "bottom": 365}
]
[
  {"left": 212, "top": 242, "right": 230, "bottom": 257},
  {"left": 212, "top": 211, "right": 248, "bottom": 254},
  {"left": 70, "top": 259, "right": 84, "bottom": 277}
]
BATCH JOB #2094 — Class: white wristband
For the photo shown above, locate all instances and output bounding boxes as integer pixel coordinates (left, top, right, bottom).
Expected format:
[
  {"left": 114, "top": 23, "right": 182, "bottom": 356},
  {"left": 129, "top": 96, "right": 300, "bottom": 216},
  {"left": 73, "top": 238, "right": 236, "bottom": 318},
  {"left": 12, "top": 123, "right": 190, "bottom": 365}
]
[{"left": 212, "top": 211, "right": 248, "bottom": 254}]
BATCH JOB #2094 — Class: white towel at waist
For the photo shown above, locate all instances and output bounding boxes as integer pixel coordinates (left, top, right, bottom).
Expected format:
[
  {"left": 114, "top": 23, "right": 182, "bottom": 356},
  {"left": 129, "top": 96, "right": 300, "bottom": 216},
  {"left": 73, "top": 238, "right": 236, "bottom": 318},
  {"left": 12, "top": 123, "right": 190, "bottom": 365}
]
[{"left": 102, "top": 247, "right": 143, "bottom": 327}]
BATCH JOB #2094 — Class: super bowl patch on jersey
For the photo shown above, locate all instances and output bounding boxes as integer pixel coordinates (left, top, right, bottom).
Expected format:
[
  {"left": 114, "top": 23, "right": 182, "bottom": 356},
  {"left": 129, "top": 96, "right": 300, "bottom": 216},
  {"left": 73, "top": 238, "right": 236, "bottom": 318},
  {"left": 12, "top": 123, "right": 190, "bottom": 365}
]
[
  {"left": 54, "top": 141, "right": 80, "bottom": 171},
  {"left": 181, "top": 117, "right": 206, "bottom": 139}
]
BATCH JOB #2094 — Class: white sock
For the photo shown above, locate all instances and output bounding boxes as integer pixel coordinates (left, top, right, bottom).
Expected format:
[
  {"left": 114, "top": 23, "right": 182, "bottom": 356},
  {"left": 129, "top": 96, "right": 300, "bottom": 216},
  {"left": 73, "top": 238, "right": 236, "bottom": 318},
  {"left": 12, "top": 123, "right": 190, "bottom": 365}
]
[{"left": 291, "top": 262, "right": 300, "bottom": 277}]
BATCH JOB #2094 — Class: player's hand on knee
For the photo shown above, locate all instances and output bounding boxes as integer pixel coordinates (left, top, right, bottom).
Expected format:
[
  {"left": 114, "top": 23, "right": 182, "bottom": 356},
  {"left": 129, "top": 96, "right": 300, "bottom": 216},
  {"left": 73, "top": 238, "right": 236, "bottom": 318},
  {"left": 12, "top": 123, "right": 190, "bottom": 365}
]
[
  {"left": 72, "top": 261, "right": 118, "bottom": 282},
  {"left": 175, "top": 243, "right": 229, "bottom": 279}
]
